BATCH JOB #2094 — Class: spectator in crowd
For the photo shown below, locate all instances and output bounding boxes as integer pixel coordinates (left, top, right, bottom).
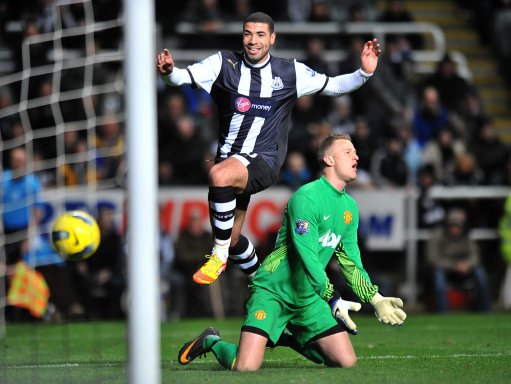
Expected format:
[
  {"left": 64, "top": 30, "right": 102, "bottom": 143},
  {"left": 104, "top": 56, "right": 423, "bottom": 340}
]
[
  {"left": 94, "top": 114, "right": 124, "bottom": 180},
  {"left": 469, "top": 117, "right": 510, "bottom": 185},
  {"left": 182, "top": 0, "right": 226, "bottom": 48},
  {"left": 279, "top": 151, "right": 313, "bottom": 191},
  {"left": 165, "top": 115, "right": 210, "bottom": 185},
  {"left": 419, "top": 54, "right": 475, "bottom": 116},
  {"left": 157, "top": 92, "right": 189, "bottom": 155},
  {"left": 394, "top": 119, "right": 422, "bottom": 184},
  {"left": 289, "top": 95, "right": 321, "bottom": 154},
  {"left": 308, "top": 0, "right": 332, "bottom": 22},
  {"left": 350, "top": 116, "right": 376, "bottom": 173},
  {"left": 73, "top": 209, "right": 125, "bottom": 319},
  {"left": 378, "top": 0, "right": 423, "bottom": 49},
  {"left": 426, "top": 207, "right": 492, "bottom": 313},
  {"left": 1, "top": 147, "right": 43, "bottom": 267},
  {"left": 158, "top": 160, "right": 174, "bottom": 186},
  {"left": 302, "top": 38, "right": 335, "bottom": 116},
  {"left": 337, "top": 36, "right": 373, "bottom": 115},
  {"left": 456, "top": 91, "right": 488, "bottom": 147},
  {"left": 498, "top": 193, "right": 511, "bottom": 310},
  {"left": 327, "top": 96, "right": 356, "bottom": 135},
  {"left": 416, "top": 164, "right": 446, "bottom": 229},
  {"left": 32, "top": 148, "right": 56, "bottom": 188},
  {"left": 2, "top": 147, "right": 44, "bottom": 321},
  {"left": 346, "top": 2, "right": 376, "bottom": 24},
  {"left": 338, "top": 34, "right": 414, "bottom": 143},
  {"left": 23, "top": 234, "right": 85, "bottom": 321},
  {"left": 369, "top": 34, "right": 417, "bottom": 123},
  {"left": 413, "top": 86, "right": 450, "bottom": 148},
  {"left": 370, "top": 131, "right": 408, "bottom": 188},
  {"left": 444, "top": 152, "right": 483, "bottom": 187},
  {"left": 303, "top": 37, "right": 332, "bottom": 77},
  {"left": 286, "top": 0, "right": 312, "bottom": 22},
  {"left": 58, "top": 139, "right": 101, "bottom": 186},
  {"left": 169, "top": 210, "right": 215, "bottom": 320},
  {"left": 421, "top": 127, "right": 466, "bottom": 184}
]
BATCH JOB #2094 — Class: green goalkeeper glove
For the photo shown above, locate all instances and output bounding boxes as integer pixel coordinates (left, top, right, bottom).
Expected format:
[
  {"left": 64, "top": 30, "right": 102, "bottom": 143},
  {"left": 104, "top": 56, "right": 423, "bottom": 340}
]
[
  {"left": 329, "top": 297, "right": 362, "bottom": 335},
  {"left": 370, "top": 293, "right": 407, "bottom": 326}
]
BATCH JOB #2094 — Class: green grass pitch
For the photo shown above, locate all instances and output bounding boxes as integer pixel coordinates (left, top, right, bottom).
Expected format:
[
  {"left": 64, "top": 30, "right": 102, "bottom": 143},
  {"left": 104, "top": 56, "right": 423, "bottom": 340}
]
[{"left": 1, "top": 313, "right": 511, "bottom": 383}]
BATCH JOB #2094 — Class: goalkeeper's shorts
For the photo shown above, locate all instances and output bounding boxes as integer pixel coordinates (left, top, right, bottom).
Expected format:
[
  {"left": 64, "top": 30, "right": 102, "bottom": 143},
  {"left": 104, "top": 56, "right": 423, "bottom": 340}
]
[{"left": 242, "top": 285, "right": 338, "bottom": 347}]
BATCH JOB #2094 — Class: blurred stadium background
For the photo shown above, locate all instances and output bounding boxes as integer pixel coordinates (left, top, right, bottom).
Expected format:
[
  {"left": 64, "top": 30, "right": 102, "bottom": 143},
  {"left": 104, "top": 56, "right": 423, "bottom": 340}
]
[{"left": 1, "top": 0, "right": 511, "bottom": 381}]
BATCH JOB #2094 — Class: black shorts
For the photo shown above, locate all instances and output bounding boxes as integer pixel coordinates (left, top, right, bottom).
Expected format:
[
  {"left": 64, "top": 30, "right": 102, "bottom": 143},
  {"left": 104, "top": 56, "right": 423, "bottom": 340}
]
[{"left": 230, "top": 153, "right": 279, "bottom": 195}]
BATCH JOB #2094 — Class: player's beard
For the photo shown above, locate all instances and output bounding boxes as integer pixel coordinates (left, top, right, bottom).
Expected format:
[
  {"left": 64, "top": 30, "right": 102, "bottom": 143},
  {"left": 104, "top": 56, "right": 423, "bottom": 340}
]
[{"left": 244, "top": 46, "right": 269, "bottom": 64}]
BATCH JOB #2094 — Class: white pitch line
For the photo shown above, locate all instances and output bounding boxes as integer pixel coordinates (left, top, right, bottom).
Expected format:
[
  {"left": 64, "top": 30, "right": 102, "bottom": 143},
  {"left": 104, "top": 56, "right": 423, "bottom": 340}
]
[
  {"left": 4, "top": 362, "right": 124, "bottom": 369},
  {"left": 4, "top": 352, "right": 510, "bottom": 369}
]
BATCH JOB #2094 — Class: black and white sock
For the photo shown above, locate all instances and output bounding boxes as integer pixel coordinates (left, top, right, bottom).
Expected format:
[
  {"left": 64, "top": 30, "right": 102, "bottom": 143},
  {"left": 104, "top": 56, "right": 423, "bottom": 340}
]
[
  {"left": 229, "top": 234, "right": 260, "bottom": 277},
  {"left": 208, "top": 186, "right": 236, "bottom": 263}
]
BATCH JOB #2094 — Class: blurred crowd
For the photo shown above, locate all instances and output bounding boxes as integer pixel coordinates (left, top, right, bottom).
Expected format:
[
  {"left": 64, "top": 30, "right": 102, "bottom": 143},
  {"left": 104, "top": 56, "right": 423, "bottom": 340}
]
[
  {"left": 2, "top": 0, "right": 511, "bottom": 321},
  {"left": 1, "top": 0, "right": 511, "bottom": 191}
]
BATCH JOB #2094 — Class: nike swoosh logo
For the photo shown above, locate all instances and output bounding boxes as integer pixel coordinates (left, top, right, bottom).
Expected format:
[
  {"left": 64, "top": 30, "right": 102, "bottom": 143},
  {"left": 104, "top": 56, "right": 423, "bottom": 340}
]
[
  {"left": 179, "top": 339, "right": 197, "bottom": 364},
  {"left": 323, "top": 215, "right": 331, "bottom": 220}
]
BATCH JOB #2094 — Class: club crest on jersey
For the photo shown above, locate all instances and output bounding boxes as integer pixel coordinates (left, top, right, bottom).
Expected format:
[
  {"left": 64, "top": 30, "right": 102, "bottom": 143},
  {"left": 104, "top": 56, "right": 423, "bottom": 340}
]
[
  {"left": 295, "top": 219, "right": 309, "bottom": 235},
  {"left": 255, "top": 310, "right": 267, "bottom": 320},
  {"left": 235, "top": 97, "right": 251, "bottom": 113},
  {"left": 271, "top": 76, "right": 284, "bottom": 90},
  {"left": 344, "top": 211, "right": 352, "bottom": 225}
]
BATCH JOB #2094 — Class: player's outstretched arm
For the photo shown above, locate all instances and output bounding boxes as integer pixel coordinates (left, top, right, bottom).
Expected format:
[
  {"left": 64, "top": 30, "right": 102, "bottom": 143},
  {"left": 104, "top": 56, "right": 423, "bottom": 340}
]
[
  {"left": 370, "top": 292, "right": 407, "bottom": 326},
  {"left": 360, "top": 38, "right": 381, "bottom": 75},
  {"left": 157, "top": 48, "right": 174, "bottom": 76}
]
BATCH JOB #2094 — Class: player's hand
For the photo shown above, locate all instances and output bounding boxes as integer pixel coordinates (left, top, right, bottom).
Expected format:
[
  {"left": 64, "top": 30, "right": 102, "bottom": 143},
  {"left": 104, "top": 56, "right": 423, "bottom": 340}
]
[
  {"left": 370, "top": 292, "right": 406, "bottom": 326},
  {"left": 330, "top": 298, "right": 362, "bottom": 335},
  {"left": 360, "top": 38, "right": 381, "bottom": 75},
  {"left": 157, "top": 48, "right": 174, "bottom": 76}
]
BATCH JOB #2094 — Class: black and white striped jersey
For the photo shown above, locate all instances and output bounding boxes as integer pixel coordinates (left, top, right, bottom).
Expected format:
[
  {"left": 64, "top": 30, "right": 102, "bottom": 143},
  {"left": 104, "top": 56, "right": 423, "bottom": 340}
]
[{"left": 167, "top": 50, "right": 370, "bottom": 170}]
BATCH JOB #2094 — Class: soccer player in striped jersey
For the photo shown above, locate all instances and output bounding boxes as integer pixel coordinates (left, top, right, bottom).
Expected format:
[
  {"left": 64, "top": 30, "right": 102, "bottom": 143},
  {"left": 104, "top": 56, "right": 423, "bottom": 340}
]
[{"left": 157, "top": 12, "right": 381, "bottom": 285}]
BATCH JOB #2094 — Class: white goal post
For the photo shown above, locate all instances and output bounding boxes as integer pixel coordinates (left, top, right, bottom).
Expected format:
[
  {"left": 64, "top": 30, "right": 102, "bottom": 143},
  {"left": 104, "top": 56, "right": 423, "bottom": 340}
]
[{"left": 124, "top": 0, "right": 160, "bottom": 383}]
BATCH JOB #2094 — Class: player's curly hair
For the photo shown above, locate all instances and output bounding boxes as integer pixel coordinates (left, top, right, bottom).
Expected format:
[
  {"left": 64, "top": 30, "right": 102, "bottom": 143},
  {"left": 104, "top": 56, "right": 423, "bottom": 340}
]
[{"left": 243, "top": 12, "right": 275, "bottom": 34}]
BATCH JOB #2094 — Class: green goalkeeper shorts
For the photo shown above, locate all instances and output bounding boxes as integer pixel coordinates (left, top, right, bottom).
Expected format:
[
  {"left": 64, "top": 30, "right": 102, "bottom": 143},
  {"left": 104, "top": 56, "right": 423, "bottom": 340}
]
[{"left": 242, "top": 285, "right": 338, "bottom": 346}]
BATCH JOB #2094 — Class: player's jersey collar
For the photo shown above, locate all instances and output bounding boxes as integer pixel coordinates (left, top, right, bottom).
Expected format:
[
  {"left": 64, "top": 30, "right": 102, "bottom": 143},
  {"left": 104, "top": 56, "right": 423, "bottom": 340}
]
[
  {"left": 320, "top": 175, "right": 346, "bottom": 196},
  {"left": 242, "top": 53, "right": 271, "bottom": 69}
]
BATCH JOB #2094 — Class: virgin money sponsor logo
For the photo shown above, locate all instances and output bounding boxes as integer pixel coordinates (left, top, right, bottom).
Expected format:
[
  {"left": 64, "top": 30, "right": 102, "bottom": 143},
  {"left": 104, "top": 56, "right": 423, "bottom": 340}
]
[{"left": 235, "top": 97, "right": 251, "bottom": 112}]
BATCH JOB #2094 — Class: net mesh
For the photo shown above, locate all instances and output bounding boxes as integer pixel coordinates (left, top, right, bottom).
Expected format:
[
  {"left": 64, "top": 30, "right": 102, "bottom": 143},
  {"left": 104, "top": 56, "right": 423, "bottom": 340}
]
[{"left": 0, "top": 0, "right": 125, "bottom": 332}]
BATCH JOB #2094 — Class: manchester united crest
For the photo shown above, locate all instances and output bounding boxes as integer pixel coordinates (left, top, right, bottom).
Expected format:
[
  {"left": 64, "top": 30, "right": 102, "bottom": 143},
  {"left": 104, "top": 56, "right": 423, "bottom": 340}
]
[
  {"left": 344, "top": 211, "right": 352, "bottom": 225},
  {"left": 255, "top": 310, "right": 267, "bottom": 320}
]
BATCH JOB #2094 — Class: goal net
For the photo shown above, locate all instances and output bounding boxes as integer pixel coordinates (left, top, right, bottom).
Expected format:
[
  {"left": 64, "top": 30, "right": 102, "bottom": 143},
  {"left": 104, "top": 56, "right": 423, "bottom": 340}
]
[{"left": 0, "top": 0, "right": 132, "bottom": 378}]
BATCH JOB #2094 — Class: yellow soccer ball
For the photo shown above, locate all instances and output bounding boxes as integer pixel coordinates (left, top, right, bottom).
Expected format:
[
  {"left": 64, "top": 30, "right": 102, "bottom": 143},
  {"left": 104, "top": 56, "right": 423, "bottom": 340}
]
[{"left": 51, "top": 210, "right": 101, "bottom": 261}]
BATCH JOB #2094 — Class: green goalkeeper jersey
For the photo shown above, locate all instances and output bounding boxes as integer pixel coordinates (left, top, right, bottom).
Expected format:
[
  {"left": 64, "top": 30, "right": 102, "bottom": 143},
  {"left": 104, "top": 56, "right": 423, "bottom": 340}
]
[{"left": 253, "top": 176, "right": 378, "bottom": 305}]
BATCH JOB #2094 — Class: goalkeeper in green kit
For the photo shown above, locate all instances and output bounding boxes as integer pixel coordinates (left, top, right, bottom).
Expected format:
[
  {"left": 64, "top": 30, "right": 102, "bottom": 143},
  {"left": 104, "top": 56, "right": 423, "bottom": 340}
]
[{"left": 178, "top": 133, "right": 407, "bottom": 370}]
